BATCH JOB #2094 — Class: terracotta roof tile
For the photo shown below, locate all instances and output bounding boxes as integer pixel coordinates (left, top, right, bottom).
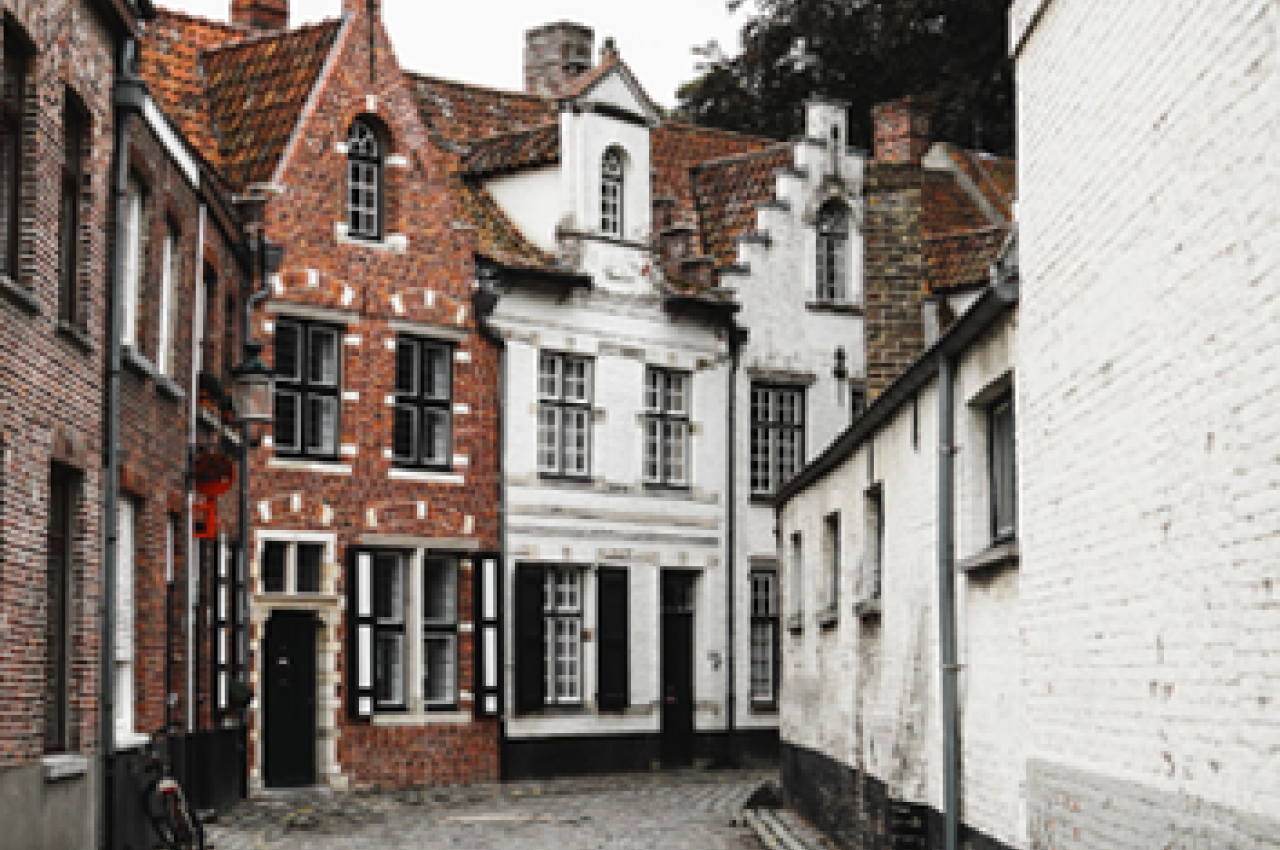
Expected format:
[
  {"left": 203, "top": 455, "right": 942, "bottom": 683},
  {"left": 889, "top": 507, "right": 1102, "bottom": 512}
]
[
  {"left": 460, "top": 125, "right": 561, "bottom": 176},
  {"left": 691, "top": 145, "right": 793, "bottom": 269},
  {"left": 202, "top": 19, "right": 343, "bottom": 190},
  {"left": 557, "top": 52, "right": 621, "bottom": 101},
  {"left": 923, "top": 224, "right": 1010, "bottom": 294},
  {"left": 454, "top": 177, "right": 561, "bottom": 272},
  {"left": 939, "top": 145, "right": 1016, "bottom": 220},
  {"left": 922, "top": 171, "right": 988, "bottom": 236},
  {"left": 407, "top": 73, "right": 557, "bottom": 148},
  {"left": 652, "top": 122, "right": 780, "bottom": 228}
]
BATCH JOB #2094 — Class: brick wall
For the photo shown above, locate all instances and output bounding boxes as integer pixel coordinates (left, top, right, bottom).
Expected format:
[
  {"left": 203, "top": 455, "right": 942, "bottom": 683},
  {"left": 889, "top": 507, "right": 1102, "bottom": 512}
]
[
  {"left": 863, "top": 163, "right": 926, "bottom": 400},
  {"left": 1014, "top": 0, "right": 1280, "bottom": 846}
]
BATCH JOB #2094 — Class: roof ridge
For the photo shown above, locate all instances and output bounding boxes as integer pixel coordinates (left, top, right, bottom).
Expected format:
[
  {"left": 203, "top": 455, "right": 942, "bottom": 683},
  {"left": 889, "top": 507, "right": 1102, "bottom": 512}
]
[
  {"left": 662, "top": 121, "right": 782, "bottom": 146},
  {"left": 201, "top": 16, "right": 343, "bottom": 58},
  {"left": 460, "top": 122, "right": 558, "bottom": 146},
  {"left": 405, "top": 70, "right": 552, "bottom": 103},
  {"left": 691, "top": 142, "right": 791, "bottom": 172}
]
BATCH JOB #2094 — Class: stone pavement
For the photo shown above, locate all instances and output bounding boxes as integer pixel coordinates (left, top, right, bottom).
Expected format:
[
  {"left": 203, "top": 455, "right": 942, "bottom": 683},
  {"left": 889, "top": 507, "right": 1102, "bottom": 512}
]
[{"left": 206, "top": 770, "right": 774, "bottom": 850}]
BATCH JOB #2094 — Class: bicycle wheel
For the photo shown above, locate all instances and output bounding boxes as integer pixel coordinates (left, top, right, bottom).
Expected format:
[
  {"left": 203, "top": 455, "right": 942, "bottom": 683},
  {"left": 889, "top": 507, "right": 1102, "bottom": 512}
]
[{"left": 144, "top": 778, "right": 206, "bottom": 850}]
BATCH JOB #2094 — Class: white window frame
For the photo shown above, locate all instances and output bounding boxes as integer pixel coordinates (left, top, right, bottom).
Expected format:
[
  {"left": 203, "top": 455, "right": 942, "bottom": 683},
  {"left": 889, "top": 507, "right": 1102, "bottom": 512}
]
[
  {"left": 157, "top": 223, "right": 180, "bottom": 376},
  {"left": 989, "top": 394, "right": 1017, "bottom": 544},
  {"left": 600, "top": 147, "right": 624, "bottom": 237},
  {"left": 115, "top": 497, "right": 142, "bottom": 748},
  {"left": 815, "top": 201, "right": 849, "bottom": 303},
  {"left": 537, "top": 352, "right": 593, "bottom": 477},
  {"left": 749, "top": 570, "right": 778, "bottom": 703},
  {"left": 642, "top": 367, "right": 690, "bottom": 486},
  {"left": 751, "top": 385, "right": 806, "bottom": 495},
  {"left": 120, "top": 175, "right": 144, "bottom": 348},
  {"left": 543, "top": 567, "right": 582, "bottom": 705},
  {"left": 257, "top": 534, "right": 332, "bottom": 596},
  {"left": 865, "top": 485, "right": 884, "bottom": 601},
  {"left": 787, "top": 532, "right": 804, "bottom": 625},
  {"left": 822, "top": 511, "right": 840, "bottom": 614},
  {"left": 347, "top": 119, "right": 382, "bottom": 241}
]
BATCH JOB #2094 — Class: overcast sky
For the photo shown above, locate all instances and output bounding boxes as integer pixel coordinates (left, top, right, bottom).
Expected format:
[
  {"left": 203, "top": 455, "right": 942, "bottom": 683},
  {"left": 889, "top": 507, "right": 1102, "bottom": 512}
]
[{"left": 169, "top": 0, "right": 751, "bottom": 107}]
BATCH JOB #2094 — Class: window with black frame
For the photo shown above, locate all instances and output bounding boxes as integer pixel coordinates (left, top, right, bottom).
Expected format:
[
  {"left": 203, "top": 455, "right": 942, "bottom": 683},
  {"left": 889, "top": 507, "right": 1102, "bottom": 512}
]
[
  {"left": 642, "top": 367, "right": 690, "bottom": 487},
  {"left": 865, "top": 484, "right": 884, "bottom": 601},
  {"left": 273, "top": 319, "right": 341, "bottom": 460},
  {"left": 815, "top": 201, "right": 849, "bottom": 303},
  {"left": 1, "top": 25, "right": 29, "bottom": 281},
  {"left": 394, "top": 337, "right": 452, "bottom": 469},
  {"left": 373, "top": 551, "right": 406, "bottom": 711},
  {"left": 750, "top": 385, "right": 805, "bottom": 496},
  {"left": 422, "top": 557, "right": 458, "bottom": 709},
  {"left": 600, "top": 148, "right": 623, "bottom": 237},
  {"left": 749, "top": 570, "right": 779, "bottom": 705},
  {"left": 59, "top": 92, "right": 88, "bottom": 325},
  {"left": 45, "top": 466, "right": 77, "bottom": 753},
  {"left": 347, "top": 119, "right": 382, "bottom": 241},
  {"left": 538, "top": 352, "right": 592, "bottom": 477},
  {"left": 989, "top": 394, "right": 1017, "bottom": 543}
]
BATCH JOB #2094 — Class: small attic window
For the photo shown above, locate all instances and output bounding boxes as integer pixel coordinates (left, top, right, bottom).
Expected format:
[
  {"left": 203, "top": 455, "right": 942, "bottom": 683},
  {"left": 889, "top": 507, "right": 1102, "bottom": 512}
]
[
  {"left": 816, "top": 201, "right": 849, "bottom": 302},
  {"left": 348, "top": 118, "right": 383, "bottom": 241},
  {"left": 600, "top": 147, "right": 624, "bottom": 238}
]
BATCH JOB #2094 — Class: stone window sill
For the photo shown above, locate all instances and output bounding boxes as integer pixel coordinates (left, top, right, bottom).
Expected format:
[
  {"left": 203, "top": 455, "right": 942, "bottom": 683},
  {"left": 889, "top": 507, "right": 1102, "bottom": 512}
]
[
  {"left": 817, "top": 605, "right": 839, "bottom": 630},
  {"left": 42, "top": 754, "right": 90, "bottom": 783},
  {"left": 786, "top": 613, "right": 804, "bottom": 634},
  {"left": 122, "top": 345, "right": 156, "bottom": 378},
  {"left": 372, "top": 711, "right": 470, "bottom": 727},
  {"left": 854, "top": 597, "right": 882, "bottom": 619},
  {"left": 805, "top": 300, "right": 863, "bottom": 316},
  {"left": 957, "top": 540, "right": 1019, "bottom": 574},
  {"left": 388, "top": 467, "right": 463, "bottom": 485},
  {"left": 267, "top": 457, "right": 353, "bottom": 475},
  {"left": 334, "top": 224, "right": 408, "bottom": 253},
  {"left": 0, "top": 273, "right": 39, "bottom": 315},
  {"left": 155, "top": 374, "right": 186, "bottom": 402},
  {"left": 749, "top": 701, "right": 779, "bottom": 715},
  {"left": 57, "top": 320, "right": 96, "bottom": 354}
]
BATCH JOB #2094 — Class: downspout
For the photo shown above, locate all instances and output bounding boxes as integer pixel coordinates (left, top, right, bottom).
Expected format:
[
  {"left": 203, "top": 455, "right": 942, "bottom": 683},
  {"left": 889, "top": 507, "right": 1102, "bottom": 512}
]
[
  {"left": 102, "top": 38, "right": 146, "bottom": 850},
  {"left": 724, "top": 324, "right": 745, "bottom": 766},
  {"left": 188, "top": 205, "right": 206, "bottom": 733},
  {"left": 937, "top": 353, "right": 960, "bottom": 850}
]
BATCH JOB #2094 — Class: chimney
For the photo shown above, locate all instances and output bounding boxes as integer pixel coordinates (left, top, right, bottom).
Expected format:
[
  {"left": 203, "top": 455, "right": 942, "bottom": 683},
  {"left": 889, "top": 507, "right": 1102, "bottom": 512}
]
[
  {"left": 872, "top": 97, "right": 931, "bottom": 165},
  {"left": 600, "top": 37, "right": 619, "bottom": 64},
  {"left": 231, "top": 0, "right": 288, "bottom": 31},
  {"left": 524, "top": 22, "right": 594, "bottom": 97}
]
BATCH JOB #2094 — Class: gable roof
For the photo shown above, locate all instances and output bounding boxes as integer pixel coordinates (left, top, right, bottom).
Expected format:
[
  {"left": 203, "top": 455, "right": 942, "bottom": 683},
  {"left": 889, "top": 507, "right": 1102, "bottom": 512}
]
[
  {"left": 454, "top": 177, "right": 563, "bottom": 273},
  {"left": 557, "top": 52, "right": 662, "bottom": 123},
  {"left": 460, "top": 124, "right": 561, "bottom": 176},
  {"left": 652, "top": 122, "right": 781, "bottom": 229},
  {"left": 692, "top": 145, "right": 793, "bottom": 268},
  {"left": 407, "top": 72, "right": 557, "bottom": 149},
  {"left": 924, "top": 224, "right": 1011, "bottom": 294}
]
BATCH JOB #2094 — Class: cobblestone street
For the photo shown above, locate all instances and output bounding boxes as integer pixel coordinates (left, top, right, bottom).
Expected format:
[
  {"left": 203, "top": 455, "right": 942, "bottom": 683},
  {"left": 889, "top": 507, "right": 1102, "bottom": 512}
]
[{"left": 207, "top": 771, "right": 774, "bottom": 850}]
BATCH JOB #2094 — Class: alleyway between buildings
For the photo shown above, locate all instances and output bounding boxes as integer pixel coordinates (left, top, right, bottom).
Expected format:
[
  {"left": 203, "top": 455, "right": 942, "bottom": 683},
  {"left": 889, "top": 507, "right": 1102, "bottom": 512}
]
[{"left": 207, "top": 770, "right": 784, "bottom": 850}]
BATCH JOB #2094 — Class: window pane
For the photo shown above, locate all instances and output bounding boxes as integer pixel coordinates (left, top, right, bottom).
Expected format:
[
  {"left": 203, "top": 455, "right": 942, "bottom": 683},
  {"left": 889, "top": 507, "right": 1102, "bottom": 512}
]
[
  {"left": 423, "top": 558, "right": 456, "bottom": 624},
  {"left": 423, "top": 345, "right": 450, "bottom": 400},
  {"left": 644, "top": 369, "right": 661, "bottom": 411},
  {"left": 0, "top": 123, "right": 16, "bottom": 277},
  {"left": 564, "top": 408, "right": 589, "bottom": 475},
  {"left": 296, "top": 543, "right": 322, "bottom": 594},
  {"left": 392, "top": 405, "right": 416, "bottom": 463},
  {"left": 274, "top": 322, "right": 301, "bottom": 382},
  {"left": 665, "top": 420, "right": 688, "bottom": 484},
  {"left": 537, "top": 405, "right": 560, "bottom": 473},
  {"left": 308, "top": 327, "right": 338, "bottom": 386},
  {"left": 262, "top": 541, "right": 287, "bottom": 593},
  {"left": 667, "top": 373, "right": 688, "bottom": 414},
  {"left": 374, "top": 554, "right": 404, "bottom": 624},
  {"left": 423, "top": 635, "right": 455, "bottom": 705},
  {"left": 422, "top": 409, "right": 449, "bottom": 465},
  {"left": 374, "top": 632, "right": 403, "bottom": 706},
  {"left": 563, "top": 359, "right": 590, "bottom": 402},
  {"left": 538, "top": 354, "right": 560, "bottom": 398},
  {"left": 395, "top": 339, "right": 417, "bottom": 396},
  {"left": 643, "top": 418, "right": 660, "bottom": 482},
  {"left": 307, "top": 395, "right": 338, "bottom": 454},
  {"left": 273, "top": 390, "right": 300, "bottom": 451}
]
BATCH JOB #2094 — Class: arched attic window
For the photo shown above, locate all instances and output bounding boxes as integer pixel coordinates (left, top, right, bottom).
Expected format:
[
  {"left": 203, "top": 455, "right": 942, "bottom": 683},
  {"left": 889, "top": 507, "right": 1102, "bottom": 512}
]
[
  {"left": 816, "top": 201, "right": 850, "bottom": 303},
  {"left": 600, "top": 147, "right": 624, "bottom": 238},
  {"left": 348, "top": 118, "right": 384, "bottom": 240}
]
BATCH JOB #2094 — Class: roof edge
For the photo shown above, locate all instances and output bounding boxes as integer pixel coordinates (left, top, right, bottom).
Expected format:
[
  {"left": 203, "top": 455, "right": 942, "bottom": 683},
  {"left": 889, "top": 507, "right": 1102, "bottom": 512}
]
[{"left": 268, "top": 15, "right": 351, "bottom": 187}]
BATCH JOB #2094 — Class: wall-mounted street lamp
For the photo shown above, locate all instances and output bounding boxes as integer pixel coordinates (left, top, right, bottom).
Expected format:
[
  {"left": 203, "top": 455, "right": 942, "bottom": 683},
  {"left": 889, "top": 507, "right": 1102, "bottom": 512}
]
[{"left": 230, "top": 340, "right": 274, "bottom": 435}]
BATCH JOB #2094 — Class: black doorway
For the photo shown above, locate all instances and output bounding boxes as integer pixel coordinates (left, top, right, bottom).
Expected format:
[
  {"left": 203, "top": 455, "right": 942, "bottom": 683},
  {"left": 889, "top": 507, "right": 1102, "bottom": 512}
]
[
  {"left": 264, "top": 611, "right": 317, "bottom": 787},
  {"left": 660, "top": 571, "right": 696, "bottom": 767}
]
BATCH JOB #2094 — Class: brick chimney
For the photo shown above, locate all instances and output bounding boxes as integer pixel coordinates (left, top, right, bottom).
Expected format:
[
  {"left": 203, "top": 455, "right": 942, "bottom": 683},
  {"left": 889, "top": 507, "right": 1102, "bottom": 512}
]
[
  {"left": 524, "top": 22, "right": 594, "bottom": 96},
  {"left": 231, "top": 0, "right": 288, "bottom": 31},
  {"left": 872, "top": 97, "right": 931, "bottom": 165}
]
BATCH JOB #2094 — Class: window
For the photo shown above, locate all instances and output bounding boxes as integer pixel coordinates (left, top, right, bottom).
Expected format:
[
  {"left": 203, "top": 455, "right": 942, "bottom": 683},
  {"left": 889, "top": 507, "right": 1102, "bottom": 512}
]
[
  {"left": 422, "top": 557, "right": 458, "bottom": 708},
  {"left": 538, "top": 353, "right": 592, "bottom": 477},
  {"left": 751, "top": 385, "right": 805, "bottom": 495},
  {"left": 372, "top": 551, "right": 406, "bottom": 710},
  {"left": 788, "top": 532, "right": 803, "bottom": 624},
  {"left": 273, "top": 319, "right": 341, "bottom": 459},
  {"left": 45, "top": 467, "right": 77, "bottom": 752},
  {"left": 120, "top": 174, "right": 146, "bottom": 347},
  {"left": 59, "top": 93, "right": 88, "bottom": 324},
  {"left": 157, "top": 223, "right": 181, "bottom": 376},
  {"left": 822, "top": 512, "right": 840, "bottom": 615},
  {"left": 643, "top": 367, "right": 690, "bottom": 486},
  {"left": 989, "top": 394, "right": 1017, "bottom": 543},
  {"left": 222, "top": 294, "right": 237, "bottom": 383},
  {"left": 600, "top": 147, "right": 623, "bottom": 237},
  {"left": 394, "top": 337, "right": 452, "bottom": 469},
  {"left": 749, "top": 570, "right": 779, "bottom": 704},
  {"left": 0, "top": 26, "right": 29, "bottom": 280},
  {"left": 865, "top": 485, "right": 884, "bottom": 601},
  {"left": 544, "top": 568, "right": 582, "bottom": 704},
  {"left": 259, "top": 540, "right": 326, "bottom": 594},
  {"left": 816, "top": 201, "right": 849, "bottom": 302},
  {"left": 347, "top": 119, "right": 382, "bottom": 240},
  {"left": 115, "top": 497, "right": 138, "bottom": 745}
]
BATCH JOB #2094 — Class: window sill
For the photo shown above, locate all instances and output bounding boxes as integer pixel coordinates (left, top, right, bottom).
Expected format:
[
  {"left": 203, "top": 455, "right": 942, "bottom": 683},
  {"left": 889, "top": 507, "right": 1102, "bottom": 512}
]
[
  {"left": 388, "top": 467, "right": 463, "bottom": 485},
  {"left": 642, "top": 481, "right": 691, "bottom": 493},
  {"left": 371, "top": 710, "right": 470, "bottom": 727},
  {"left": 122, "top": 345, "right": 156, "bottom": 379},
  {"left": 56, "top": 320, "right": 96, "bottom": 355},
  {"left": 42, "top": 754, "right": 90, "bottom": 783},
  {"left": 538, "top": 473, "right": 596, "bottom": 484},
  {"left": 805, "top": 300, "right": 863, "bottom": 316},
  {"left": 114, "top": 731, "right": 151, "bottom": 753},
  {"left": 957, "top": 540, "right": 1019, "bottom": 575},
  {"left": 334, "top": 224, "right": 409, "bottom": 253},
  {"left": 749, "top": 494, "right": 777, "bottom": 507},
  {"left": 817, "top": 605, "right": 839, "bottom": 630},
  {"left": 268, "top": 457, "right": 353, "bottom": 475},
  {"left": 853, "top": 597, "right": 882, "bottom": 619},
  {"left": 0, "top": 274, "right": 40, "bottom": 315},
  {"left": 786, "top": 613, "right": 804, "bottom": 634}
]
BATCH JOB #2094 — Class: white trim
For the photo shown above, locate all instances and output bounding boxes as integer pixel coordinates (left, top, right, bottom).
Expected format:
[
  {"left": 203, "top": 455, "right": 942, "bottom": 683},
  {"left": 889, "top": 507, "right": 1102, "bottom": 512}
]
[
  {"left": 371, "top": 712, "right": 471, "bottom": 727},
  {"left": 388, "top": 469, "right": 465, "bottom": 485},
  {"left": 143, "top": 96, "right": 200, "bottom": 188},
  {"left": 387, "top": 319, "right": 470, "bottom": 343},
  {"left": 266, "top": 302, "right": 360, "bottom": 325},
  {"left": 268, "top": 458, "right": 353, "bottom": 475}
]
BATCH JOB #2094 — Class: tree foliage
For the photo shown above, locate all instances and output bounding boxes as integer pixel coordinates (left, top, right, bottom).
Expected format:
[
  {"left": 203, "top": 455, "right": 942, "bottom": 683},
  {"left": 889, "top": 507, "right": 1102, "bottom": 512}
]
[{"left": 676, "top": 0, "right": 1014, "bottom": 155}]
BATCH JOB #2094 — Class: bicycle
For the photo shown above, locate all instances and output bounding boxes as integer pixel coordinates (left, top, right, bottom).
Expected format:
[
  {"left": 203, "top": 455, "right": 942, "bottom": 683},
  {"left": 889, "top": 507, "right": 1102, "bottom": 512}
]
[{"left": 141, "top": 728, "right": 206, "bottom": 850}]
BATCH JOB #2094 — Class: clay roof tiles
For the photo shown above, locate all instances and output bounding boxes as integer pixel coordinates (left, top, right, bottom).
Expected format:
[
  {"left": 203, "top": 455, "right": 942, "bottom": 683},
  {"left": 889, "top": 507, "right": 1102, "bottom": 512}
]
[
  {"left": 407, "top": 73, "right": 557, "bottom": 148},
  {"left": 453, "top": 177, "right": 561, "bottom": 273},
  {"left": 691, "top": 145, "right": 793, "bottom": 268},
  {"left": 923, "top": 224, "right": 1010, "bottom": 295},
  {"left": 460, "top": 125, "right": 561, "bottom": 175}
]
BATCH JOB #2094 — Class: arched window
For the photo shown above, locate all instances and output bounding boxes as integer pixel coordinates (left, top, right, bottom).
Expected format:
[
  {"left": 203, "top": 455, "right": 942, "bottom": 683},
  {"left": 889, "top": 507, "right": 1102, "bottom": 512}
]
[
  {"left": 816, "top": 201, "right": 849, "bottom": 302},
  {"left": 348, "top": 119, "right": 383, "bottom": 240},
  {"left": 600, "top": 148, "right": 624, "bottom": 237}
]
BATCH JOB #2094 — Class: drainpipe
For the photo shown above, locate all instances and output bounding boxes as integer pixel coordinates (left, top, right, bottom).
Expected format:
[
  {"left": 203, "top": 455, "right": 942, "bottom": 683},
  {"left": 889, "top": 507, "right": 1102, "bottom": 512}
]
[
  {"left": 101, "top": 39, "right": 146, "bottom": 850},
  {"left": 188, "top": 205, "right": 206, "bottom": 733},
  {"left": 937, "top": 353, "right": 959, "bottom": 850},
  {"left": 724, "top": 324, "right": 745, "bottom": 766}
]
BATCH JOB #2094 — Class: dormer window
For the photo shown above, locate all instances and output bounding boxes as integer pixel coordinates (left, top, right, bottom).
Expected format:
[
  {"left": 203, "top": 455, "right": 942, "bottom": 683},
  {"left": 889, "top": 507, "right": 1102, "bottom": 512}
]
[
  {"left": 816, "top": 201, "right": 849, "bottom": 303},
  {"left": 347, "top": 119, "right": 383, "bottom": 241},
  {"left": 600, "top": 147, "right": 624, "bottom": 238}
]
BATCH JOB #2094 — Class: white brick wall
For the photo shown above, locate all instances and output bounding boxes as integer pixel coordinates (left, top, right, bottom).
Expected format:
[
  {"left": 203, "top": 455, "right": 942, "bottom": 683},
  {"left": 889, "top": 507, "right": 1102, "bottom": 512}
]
[{"left": 1016, "top": 0, "right": 1280, "bottom": 844}]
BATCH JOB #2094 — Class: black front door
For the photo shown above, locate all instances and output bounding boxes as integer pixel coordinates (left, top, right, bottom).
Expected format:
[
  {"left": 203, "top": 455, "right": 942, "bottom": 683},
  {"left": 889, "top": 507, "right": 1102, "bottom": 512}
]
[
  {"left": 660, "top": 572, "right": 696, "bottom": 767},
  {"left": 264, "top": 611, "right": 317, "bottom": 787}
]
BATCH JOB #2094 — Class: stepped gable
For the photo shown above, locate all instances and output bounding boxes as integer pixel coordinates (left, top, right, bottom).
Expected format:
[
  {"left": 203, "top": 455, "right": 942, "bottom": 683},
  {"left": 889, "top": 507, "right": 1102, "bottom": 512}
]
[
  {"left": 923, "top": 224, "right": 1011, "bottom": 295},
  {"left": 460, "top": 125, "right": 561, "bottom": 176},
  {"left": 407, "top": 72, "right": 557, "bottom": 148},
  {"left": 202, "top": 18, "right": 343, "bottom": 190},
  {"left": 652, "top": 122, "right": 779, "bottom": 226},
  {"left": 692, "top": 145, "right": 793, "bottom": 269}
]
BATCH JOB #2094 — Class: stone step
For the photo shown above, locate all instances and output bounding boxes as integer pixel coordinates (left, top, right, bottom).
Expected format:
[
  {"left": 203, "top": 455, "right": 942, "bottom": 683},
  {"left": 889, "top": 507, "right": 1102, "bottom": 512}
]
[{"left": 745, "top": 807, "right": 828, "bottom": 850}]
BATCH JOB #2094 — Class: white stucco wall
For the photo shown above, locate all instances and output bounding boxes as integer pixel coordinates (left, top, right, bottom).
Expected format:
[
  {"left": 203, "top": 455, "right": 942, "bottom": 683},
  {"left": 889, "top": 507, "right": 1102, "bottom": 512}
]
[
  {"left": 484, "top": 167, "right": 562, "bottom": 253},
  {"left": 1015, "top": 0, "right": 1280, "bottom": 845}
]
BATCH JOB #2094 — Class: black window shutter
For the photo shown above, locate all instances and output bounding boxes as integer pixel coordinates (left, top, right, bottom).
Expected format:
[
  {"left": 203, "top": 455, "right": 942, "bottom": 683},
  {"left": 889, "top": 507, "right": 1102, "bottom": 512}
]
[
  {"left": 596, "top": 567, "right": 629, "bottom": 711},
  {"left": 514, "top": 563, "right": 546, "bottom": 713}
]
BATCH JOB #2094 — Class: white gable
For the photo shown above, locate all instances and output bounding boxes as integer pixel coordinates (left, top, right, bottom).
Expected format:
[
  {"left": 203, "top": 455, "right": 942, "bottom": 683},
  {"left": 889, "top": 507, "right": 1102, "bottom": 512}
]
[{"left": 570, "top": 65, "right": 661, "bottom": 125}]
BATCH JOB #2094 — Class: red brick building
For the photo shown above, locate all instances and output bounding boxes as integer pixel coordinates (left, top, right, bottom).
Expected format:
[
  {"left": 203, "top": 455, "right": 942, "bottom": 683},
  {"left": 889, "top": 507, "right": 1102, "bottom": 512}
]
[{"left": 141, "top": 0, "right": 503, "bottom": 789}]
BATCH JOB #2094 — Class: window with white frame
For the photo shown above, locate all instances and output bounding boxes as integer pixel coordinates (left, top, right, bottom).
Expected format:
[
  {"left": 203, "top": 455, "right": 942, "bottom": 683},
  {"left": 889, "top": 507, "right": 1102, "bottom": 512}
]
[
  {"left": 421, "top": 557, "right": 458, "bottom": 708},
  {"left": 600, "top": 147, "right": 623, "bottom": 237},
  {"left": 865, "top": 485, "right": 884, "bottom": 601},
  {"left": 544, "top": 567, "right": 582, "bottom": 705},
  {"left": 347, "top": 118, "right": 382, "bottom": 240},
  {"left": 816, "top": 201, "right": 849, "bottom": 302},
  {"left": 114, "top": 497, "right": 138, "bottom": 745},
  {"left": 643, "top": 367, "right": 690, "bottom": 486},
  {"left": 989, "top": 393, "right": 1017, "bottom": 543},
  {"left": 157, "top": 222, "right": 181, "bottom": 376},
  {"left": 749, "top": 570, "right": 779, "bottom": 704},
  {"left": 273, "top": 319, "right": 341, "bottom": 459},
  {"left": 822, "top": 511, "right": 840, "bottom": 615},
  {"left": 538, "top": 352, "right": 592, "bottom": 477},
  {"left": 120, "top": 173, "right": 146, "bottom": 348},
  {"left": 260, "top": 539, "right": 325, "bottom": 594},
  {"left": 394, "top": 336, "right": 452, "bottom": 469},
  {"left": 788, "top": 532, "right": 803, "bottom": 624},
  {"left": 751, "top": 385, "right": 805, "bottom": 495}
]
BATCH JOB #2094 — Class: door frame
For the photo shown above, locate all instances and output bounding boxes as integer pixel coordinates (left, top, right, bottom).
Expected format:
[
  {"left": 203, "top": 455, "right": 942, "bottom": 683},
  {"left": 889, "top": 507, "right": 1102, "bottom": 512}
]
[
  {"left": 263, "top": 610, "right": 319, "bottom": 788},
  {"left": 659, "top": 570, "right": 698, "bottom": 767}
]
